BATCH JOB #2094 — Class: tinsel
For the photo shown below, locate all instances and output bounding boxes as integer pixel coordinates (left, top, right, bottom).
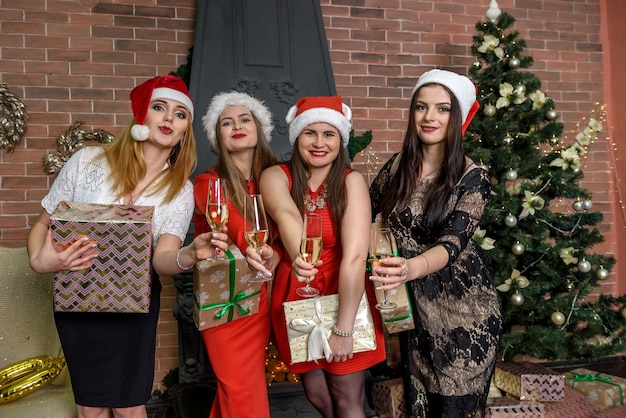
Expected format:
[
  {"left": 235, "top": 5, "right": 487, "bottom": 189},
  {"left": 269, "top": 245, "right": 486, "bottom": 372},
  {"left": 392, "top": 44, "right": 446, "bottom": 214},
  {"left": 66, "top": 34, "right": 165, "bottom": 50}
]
[
  {"left": 0, "top": 83, "right": 28, "bottom": 153},
  {"left": 43, "top": 121, "right": 114, "bottom": 174}
]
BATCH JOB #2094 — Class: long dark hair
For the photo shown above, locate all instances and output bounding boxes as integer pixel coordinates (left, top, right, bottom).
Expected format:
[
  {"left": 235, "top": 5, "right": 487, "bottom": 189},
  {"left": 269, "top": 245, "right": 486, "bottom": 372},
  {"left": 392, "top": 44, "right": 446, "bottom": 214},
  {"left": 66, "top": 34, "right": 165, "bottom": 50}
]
[
  {"left": 289, "top": 138, "right": 350, "bottom": 239},
  {"left": 380, "top": 83, "right": 466, "bottom": 230}
]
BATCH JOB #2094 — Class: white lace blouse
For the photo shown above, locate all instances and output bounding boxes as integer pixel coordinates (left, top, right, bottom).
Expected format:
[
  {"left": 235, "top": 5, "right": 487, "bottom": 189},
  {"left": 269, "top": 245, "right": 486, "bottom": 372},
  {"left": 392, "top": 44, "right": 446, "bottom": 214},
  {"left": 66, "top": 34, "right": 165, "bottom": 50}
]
[{"left": 41, "top": 146, "right": 194, "bottom": 245}]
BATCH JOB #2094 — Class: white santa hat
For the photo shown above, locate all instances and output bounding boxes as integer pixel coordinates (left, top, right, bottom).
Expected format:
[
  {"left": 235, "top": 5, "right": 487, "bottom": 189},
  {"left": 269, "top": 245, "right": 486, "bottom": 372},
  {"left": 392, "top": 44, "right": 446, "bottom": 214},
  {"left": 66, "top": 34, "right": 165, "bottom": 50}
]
[
  {"left": 285, "top": 96, "right": 352, "bottom": 147},
  {"left": 130, "top": 74, "right": 194, "bottom": 141},
  {"left": 412, "top": 69, "right": 480, "bottom": 134},
  {"left": 202, "top": 91, "right": 274, "bottom": 150}
]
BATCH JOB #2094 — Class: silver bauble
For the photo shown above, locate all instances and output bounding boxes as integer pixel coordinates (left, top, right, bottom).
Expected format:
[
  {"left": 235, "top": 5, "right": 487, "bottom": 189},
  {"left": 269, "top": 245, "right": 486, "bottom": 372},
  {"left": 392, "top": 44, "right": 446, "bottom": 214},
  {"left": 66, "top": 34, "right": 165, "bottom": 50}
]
[
  {"left": 546, "top": 109, "right": 558, "bottom": 120},
  {"left": 505, "top": 169, "right": 518, "bottom": 181},
  {"left": 583, "top": 199, "right": 593, "bottom": 210},
  {"left": 578, "top": 259, "right": 591, "bottom": 273},
  {"left": 551, "top": 311, "right": 565, "bottom": 326},
  {"left": 511, "top": 292, "right": 524, "bottom": 306},
  {"left": 508, "top": 57, "right": 521, "bottom": 69},
  {"left": 473, "top": 60, "right": 482, "bottom": 70},
  {"left": 511, "top": 242, "right": 525, "bottom": 255},
  {"left": 504, "top": 214, "right": 518, "bottom": 227},
  {"left": 596, "top": 267, "right": 609, "bottom": 280},
  {"left": 572, "top": 200, "right": 585, "bottom": 212},
  {"left": 484, "top": 104, "right": 496, "bottom": 117},
  {"left": 514, "top": 84, "right": 526, "bottom": 96},
  {"left": 573, "top": 167, "right": 581, "bottom": 175}
]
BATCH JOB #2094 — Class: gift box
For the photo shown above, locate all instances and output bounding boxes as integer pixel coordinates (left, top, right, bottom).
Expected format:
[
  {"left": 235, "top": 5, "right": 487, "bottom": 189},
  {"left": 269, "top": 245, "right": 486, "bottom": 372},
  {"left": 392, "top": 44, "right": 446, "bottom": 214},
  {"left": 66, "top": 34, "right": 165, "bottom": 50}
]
[
  {"left": 373, "top": 283, "right": 415, "bottom": 334},
  {"left": 50, "top": 201, "right": 153, "bottom": 313},
  {"left": 494, "top": 361, "right": 565, "bottom": 401},
  {"left": 563, "top": 368, "right": 626, "bottom": 411},
  {"left": 283, "top": 292, "right": 376, "bottom": 364},
  {"left": 544, "top": 384, "right": 599, "bottom": 418},
  {"left": 193, "top": 245, "right": 261, "bottom": 330},
  {"left": 372, "top": 378, "right": 407, "bottom": 418},
  {"left": 486, "top": 396, "right": 545, "bottom": 417},
  {"left": 592, "top": 402, "right": 626, "bottom": 417}
]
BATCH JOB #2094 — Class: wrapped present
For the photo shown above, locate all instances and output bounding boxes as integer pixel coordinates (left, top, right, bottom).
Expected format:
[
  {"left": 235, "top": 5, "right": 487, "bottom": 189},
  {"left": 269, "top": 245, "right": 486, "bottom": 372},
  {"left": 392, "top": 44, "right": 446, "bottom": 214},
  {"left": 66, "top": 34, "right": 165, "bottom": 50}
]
[
  {"left": 486, "top": 396, "right": 545, "bottom": 417},
  {"left": 544, "top": 384, "right": 599, "bottom": 418},
  {"left": 373, "top": 283, "right": 415, "bottom": 334},
  {"left": 494, "top": 361, "right": 565, "bottom": 401},
  {"left": 564, "top": 368, "right": 626, "bottom": 411},
  {"left": 50, "top": 201, "right": 153, "bottom": 313},
  {"left": 283, "top": 292, "right": 376, "bottom": 364},
  {"left": 193, "top": 245, "right": 261, "bottom": 330},
  {"left": 372, "top": 378, "right": 407, "bottom": 418},
  {"left": 592, "top": 402, "right": 626, "bottom": 417}
]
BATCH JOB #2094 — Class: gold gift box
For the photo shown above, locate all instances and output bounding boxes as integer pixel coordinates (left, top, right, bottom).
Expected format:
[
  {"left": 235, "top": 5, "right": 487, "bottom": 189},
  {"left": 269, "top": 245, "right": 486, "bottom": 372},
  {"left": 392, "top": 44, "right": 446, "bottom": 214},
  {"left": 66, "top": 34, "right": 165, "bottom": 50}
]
[
  {"left": 283, "top": 292, "right": 376, "bottom": 364},
  {"left": 193, "top": 244, "right": 261, "bottom": 330},
  {"left": 564, "top": 368, "right": 626, "bottom": 411},
  {"left": 494, "top": 361, "right": 565, "bottom": 401},
  {"left": 372, "top": 378, "right": 407, "bottom": 418}
]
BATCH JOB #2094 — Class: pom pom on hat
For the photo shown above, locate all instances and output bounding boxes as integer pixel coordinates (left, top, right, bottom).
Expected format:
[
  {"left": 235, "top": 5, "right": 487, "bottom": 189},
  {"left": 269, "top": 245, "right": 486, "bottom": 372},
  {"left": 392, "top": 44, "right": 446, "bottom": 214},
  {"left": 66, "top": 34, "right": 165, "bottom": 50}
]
[
  {"left": 202, "top": 91, "right": 274, "bottom": 150},
  {"left": 130, "top": 75, "right": 194, "bottom": 141},
  {"left": 285, "top": 96, "right": 352, "bottom": 147},
  {"left": 412, "top": 69, "right": 480, "bottom": 134}
]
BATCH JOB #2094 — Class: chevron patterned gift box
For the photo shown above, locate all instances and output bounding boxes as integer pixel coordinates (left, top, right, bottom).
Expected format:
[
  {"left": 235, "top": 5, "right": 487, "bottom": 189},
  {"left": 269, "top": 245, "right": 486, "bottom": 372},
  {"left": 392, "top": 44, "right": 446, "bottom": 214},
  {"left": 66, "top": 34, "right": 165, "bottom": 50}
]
[
  {"left": 486, "top": 396, "right": 545, "bottom": 417},
  {"left": 494, "top": 362, "right": 565, "bottom": 401},
  {"left": 51, "top": 201, "right": 153, "bottom": 313}
]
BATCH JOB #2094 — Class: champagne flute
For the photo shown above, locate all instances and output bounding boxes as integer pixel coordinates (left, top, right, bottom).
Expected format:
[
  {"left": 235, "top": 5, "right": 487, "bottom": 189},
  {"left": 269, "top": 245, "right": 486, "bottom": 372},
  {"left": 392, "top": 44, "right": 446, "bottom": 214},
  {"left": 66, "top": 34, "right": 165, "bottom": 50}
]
[
  {"left": 370, "top": 227, "right": 397, "bottom": 311},
  {"left": 244, "top": 194, "right": 273, "bottom": 282},
  {"left": 205, "top": 178, "right": 229, "bottom": 260},
  {"left": 296, "top": 213, "right": 322, "bottom": 298}
]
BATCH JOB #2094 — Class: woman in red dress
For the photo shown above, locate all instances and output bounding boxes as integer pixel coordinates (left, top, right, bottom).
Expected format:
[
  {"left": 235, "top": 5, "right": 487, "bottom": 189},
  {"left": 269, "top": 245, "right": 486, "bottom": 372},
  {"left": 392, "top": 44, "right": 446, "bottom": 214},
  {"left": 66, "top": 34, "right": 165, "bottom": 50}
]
[
  {"left": 256, "top": 96, "right": 386, "bottom": 417},
  {"left": 193, "top": 92, "right": 280, "bottom": 418}
]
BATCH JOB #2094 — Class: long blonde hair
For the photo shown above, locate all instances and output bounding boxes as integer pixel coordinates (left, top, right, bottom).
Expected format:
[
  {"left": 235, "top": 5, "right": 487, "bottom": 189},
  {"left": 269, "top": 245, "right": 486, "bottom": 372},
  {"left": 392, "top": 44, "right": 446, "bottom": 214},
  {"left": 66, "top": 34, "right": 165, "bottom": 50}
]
[{"left": 100, "top": 118, "right": 197, "bottom": 203}]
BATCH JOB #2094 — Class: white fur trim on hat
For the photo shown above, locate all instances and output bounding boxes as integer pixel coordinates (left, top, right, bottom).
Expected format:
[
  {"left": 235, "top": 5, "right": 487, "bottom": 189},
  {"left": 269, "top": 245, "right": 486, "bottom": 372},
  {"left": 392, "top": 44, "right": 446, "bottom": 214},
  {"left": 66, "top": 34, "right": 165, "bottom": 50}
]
[
  {"left": 202, "top": 91, "right": 274, "bottom": 149},
  {"left": 286, "top": 102, "right": 352, "bottom": 147},
  {"left": 151, "top": 87, "right": 195, "bottom": 121},
  {"left": 412, "top": 69, "right": 477, "bottom": 126}
]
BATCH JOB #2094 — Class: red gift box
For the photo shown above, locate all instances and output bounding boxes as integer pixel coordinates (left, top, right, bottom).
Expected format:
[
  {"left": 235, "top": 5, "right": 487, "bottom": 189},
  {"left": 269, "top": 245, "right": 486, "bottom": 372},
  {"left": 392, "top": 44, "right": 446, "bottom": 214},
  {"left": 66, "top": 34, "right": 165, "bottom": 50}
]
[{"left": 51, "top": 201, "right": 153, "bottom": 313}]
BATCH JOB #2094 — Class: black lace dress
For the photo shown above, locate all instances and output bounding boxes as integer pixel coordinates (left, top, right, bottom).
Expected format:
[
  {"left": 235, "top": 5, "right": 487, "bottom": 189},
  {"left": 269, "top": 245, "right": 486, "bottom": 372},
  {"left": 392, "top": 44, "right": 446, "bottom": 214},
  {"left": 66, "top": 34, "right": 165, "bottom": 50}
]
[{"left": 370, "top": 154, "right": 502, "bottom": 418}]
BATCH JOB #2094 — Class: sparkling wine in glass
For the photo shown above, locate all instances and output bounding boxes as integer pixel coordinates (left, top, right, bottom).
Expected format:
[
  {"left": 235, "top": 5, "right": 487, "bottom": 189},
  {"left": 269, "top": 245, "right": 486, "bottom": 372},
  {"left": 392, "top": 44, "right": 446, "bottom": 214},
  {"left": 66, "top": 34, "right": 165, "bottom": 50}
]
[
  {"left": 370, "top": 227, "right": 397, "bottom": 311},
  {"left": 206, "top": 178, "right": 229, "bottom": 260},
  {"left": 296, "top": 213, "right": 322, "bottom": 298},
  {"left": 244, "top": 194, "right": 272, "bottom": 282}
]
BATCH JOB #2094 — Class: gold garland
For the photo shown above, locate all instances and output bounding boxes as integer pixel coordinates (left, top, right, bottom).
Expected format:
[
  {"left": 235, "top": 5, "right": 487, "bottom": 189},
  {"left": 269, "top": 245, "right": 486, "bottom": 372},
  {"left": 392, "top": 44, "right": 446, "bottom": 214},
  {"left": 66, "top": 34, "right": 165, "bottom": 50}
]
[
  {"left": 0, "top": 83, "right": 28, "bottom": 153},
  {"left": 43, "top": 120, "right": 114, "bottom": 174}
]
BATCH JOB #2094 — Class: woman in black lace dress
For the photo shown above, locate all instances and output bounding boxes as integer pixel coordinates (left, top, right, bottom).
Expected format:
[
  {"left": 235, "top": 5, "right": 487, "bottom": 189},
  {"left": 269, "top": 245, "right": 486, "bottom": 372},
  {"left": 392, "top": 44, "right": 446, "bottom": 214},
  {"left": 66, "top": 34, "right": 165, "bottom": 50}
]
[{"left": 369, "top": 69, "right": 502, "bottom": 418}]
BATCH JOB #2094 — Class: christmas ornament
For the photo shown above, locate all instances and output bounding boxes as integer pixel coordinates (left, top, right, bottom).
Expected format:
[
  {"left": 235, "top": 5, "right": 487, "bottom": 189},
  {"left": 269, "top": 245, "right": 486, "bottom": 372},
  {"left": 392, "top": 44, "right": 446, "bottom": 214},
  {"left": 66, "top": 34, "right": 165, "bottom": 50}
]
[
  {"left": 505, "top": 169, "right": 518, "bottom": 181},
  {"left": 577, "top": 259, "right": 591, "bottom": 273},
  {"left": 549, "top": 135, "right": 559, "bottom": 146},
  {"left": 484, "top": 104, "right": 496, "bottom": 117},
  {"left": 511, "top": 242, "right": 525, "bottom": 255},
  {"left": 511, "top": 292, "right": 524, "bottom": 306},
  {"left": 504, "top": 214, "right": 518, "bottom": 227},
  {"left": 573, "top": 167, "right": 581, "bottom": 175},
  {"left": 583, "top": 199, "right": 593, "bottom": 210},
  {"left": 508, "top": 56, "right": 521, "bottom": 69},
  {"left": 566, "top": 281, "right": 574, "bottom": 291},
  {"left": 479, "top": 163, "right": 489, "bottom": 171},
  {"left": 514, "top": 84, "right": 526, "bottom": 96},
  {"left": 551, "top": 311, "right": 565, "bottom": 326},
  {"left": 503, "top": 133, "right": 514, "bottom": 146},
  {"left": 486, "top": 0, "right": 502, "bottom": 23},
  {"left": 473, "top": 59, "right": 482, "bottom": 70},
  {"left": 572, "top": 200, "right": 585, "bottom": 212},
  {"left": 0, "top": 82, "right": 28, "bottom": 153},
  {"left": 546, "top": 109, "right": 558, "bottom": 120},
  {"left": 596, "top": 267, "right": 609, "bottom": 280}
]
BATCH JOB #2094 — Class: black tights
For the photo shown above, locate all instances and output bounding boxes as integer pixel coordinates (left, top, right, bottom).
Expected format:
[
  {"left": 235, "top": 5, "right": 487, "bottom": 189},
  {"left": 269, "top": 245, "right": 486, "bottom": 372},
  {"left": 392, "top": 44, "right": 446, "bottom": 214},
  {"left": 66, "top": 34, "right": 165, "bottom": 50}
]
[{"left": 300, "top": 369, "right": 366, "bottom": 418}]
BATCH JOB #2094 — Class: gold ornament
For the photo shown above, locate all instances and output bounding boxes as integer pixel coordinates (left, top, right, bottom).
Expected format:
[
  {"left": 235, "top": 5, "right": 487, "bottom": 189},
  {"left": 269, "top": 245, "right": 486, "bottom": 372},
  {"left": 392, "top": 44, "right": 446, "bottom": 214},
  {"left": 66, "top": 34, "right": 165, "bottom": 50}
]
[
  {"left": 511, "top": 292, "right": 524, "bottom": 306},
  {"left": 484, "top": 104, "right": 496, "bottom": 117},
  {"left": 0, "top": 355, "right": 65, "bottom": 404},
  {"left": 551, "top": 311, "right": 565, "bottom": 326},
  {"left": 596, "top": 267, "right": 609, "bottom": 280},
  {"left": 0, "top": 82, "right": 28, "bottom": 153},
  {"left": 43, "top": 120, "right": 114, "bottom": 174}
]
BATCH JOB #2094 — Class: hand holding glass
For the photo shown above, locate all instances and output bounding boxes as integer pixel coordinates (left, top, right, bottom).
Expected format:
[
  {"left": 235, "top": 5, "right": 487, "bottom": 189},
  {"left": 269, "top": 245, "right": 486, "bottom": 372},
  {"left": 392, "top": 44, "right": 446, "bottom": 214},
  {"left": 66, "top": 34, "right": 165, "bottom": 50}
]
[
  {"left": 205, "top": 178, "right": 229, "bottom": 260},
  {"left": 244, "top": 194, "right": 272, "bottom": 282},
  {"left": 296, "top": 213, "right": 322, "bottom": 298},
  {"left": 370, "top": 227, "right": 397, "bottom": 311}
]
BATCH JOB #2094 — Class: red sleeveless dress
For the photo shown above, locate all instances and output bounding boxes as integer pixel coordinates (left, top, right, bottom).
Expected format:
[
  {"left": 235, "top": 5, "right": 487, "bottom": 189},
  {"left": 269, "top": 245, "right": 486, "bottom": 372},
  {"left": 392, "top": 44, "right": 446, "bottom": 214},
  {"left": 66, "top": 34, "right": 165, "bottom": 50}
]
[{"left": 270, "top": 164, "right": 386, "bottom": 374}]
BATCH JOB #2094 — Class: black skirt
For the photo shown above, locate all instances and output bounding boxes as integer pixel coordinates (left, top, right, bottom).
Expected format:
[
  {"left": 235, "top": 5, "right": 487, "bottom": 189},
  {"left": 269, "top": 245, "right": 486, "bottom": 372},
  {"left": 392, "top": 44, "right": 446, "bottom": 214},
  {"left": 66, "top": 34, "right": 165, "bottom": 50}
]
[{"left": 54, "top": 275, "right": 162, "bottom": 408}]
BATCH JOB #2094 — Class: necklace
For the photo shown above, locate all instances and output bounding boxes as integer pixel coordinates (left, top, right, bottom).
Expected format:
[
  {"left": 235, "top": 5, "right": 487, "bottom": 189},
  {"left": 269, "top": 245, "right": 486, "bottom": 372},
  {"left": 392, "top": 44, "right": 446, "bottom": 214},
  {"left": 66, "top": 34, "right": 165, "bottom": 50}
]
[{"left": 304, "top": 183, "right": 327, "bottom": 213}]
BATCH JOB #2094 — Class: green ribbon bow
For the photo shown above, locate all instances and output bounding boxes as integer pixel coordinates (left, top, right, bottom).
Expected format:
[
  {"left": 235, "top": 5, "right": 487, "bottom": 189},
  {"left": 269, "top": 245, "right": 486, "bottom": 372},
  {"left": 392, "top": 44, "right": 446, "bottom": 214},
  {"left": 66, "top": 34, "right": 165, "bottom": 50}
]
[
  {"left": 566, "top": 372, "right": 624, "bottom": 405},
  {"left": 196, "top": 248, "right": 260, "bottom": 323}
]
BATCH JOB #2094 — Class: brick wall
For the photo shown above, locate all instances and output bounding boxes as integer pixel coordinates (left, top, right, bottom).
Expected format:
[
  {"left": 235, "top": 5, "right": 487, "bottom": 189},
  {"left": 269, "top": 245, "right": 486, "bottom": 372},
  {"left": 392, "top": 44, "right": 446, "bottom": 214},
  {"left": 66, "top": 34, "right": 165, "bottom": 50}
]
[{"left": 0, "top": 0, "right": 617, "bottom": 392}]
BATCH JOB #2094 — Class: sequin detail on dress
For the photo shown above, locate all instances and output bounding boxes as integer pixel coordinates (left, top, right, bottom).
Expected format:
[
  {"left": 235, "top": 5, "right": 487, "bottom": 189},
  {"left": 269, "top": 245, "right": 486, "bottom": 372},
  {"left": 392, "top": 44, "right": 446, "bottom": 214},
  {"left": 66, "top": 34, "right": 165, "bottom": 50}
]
[{"left": 304, "top": 183, "right": 327, "bottom": 213}]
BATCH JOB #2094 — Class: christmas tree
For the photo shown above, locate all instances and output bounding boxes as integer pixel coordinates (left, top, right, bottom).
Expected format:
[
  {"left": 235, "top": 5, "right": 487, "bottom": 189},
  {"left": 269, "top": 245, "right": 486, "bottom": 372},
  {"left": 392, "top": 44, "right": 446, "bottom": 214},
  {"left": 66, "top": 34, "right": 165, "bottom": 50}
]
[{"left": 464, "top": 9, "right": 626, "bottom": 361}]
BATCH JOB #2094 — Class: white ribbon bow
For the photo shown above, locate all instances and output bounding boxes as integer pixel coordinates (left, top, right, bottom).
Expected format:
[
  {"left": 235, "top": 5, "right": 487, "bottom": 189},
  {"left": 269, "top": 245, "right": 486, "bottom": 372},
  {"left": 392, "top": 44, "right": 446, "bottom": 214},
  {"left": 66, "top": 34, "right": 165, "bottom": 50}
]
[{"left": 288, "top": 297, "right": 333, "bottom": 363}]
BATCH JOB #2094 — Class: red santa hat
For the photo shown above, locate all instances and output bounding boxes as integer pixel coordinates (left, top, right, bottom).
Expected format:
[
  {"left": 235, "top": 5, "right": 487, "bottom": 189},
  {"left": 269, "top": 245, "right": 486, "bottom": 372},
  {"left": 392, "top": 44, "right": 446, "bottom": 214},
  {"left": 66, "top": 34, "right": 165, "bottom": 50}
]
[
  {"left": 130, "top": 75, "right": 194, "bottom": 141},
  {"left": 412, "top": 69, "right": 480, "bottom": 134},
  {"left": 285, "top": 96, "right": 352, "bottom": 147}
]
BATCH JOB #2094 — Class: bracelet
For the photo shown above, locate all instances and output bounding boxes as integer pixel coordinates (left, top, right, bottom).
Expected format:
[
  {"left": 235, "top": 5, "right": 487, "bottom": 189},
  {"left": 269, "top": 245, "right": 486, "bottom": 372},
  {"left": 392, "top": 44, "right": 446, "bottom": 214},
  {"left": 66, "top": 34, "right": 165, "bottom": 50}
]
[
  {"left": 176, "top": 247, "right": 195, "bottom": 271},
  {"left": 419, "top": 254, "right": 430, "bottom": 275},
  {"left": 332, "top": 325, "right": 354, "bottom": 337}
]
